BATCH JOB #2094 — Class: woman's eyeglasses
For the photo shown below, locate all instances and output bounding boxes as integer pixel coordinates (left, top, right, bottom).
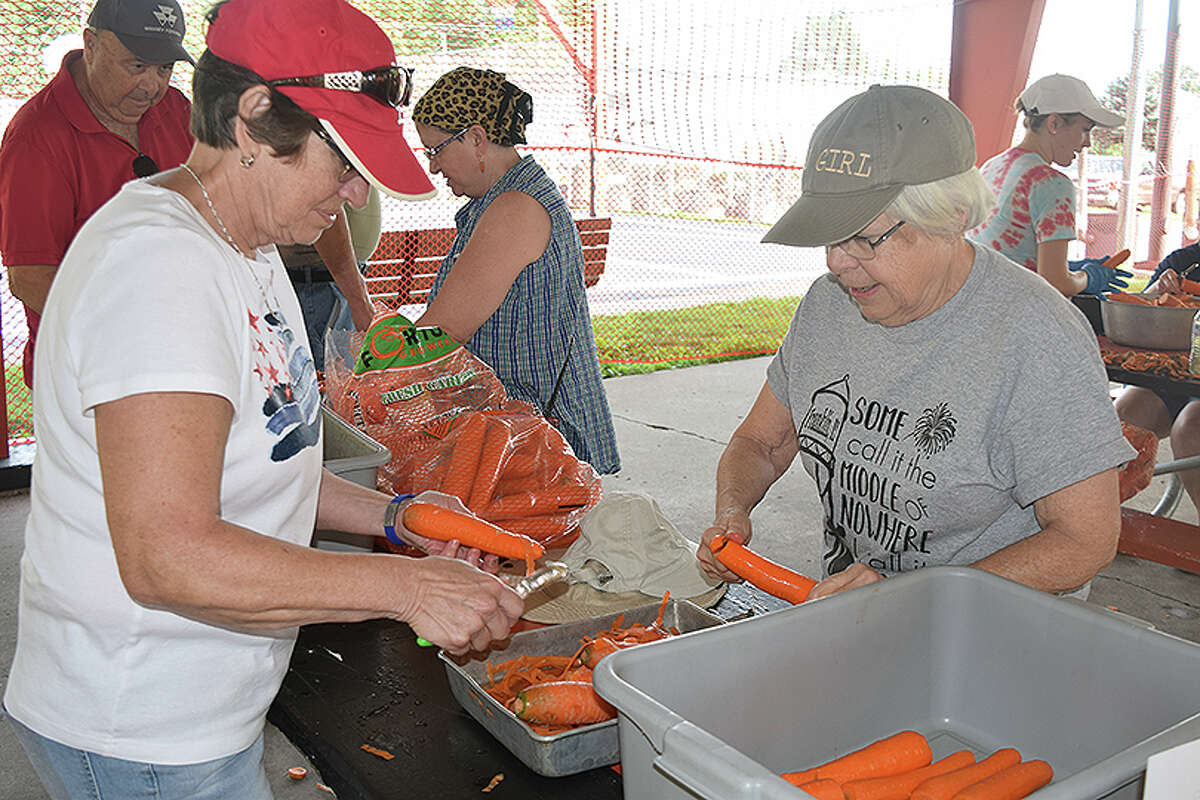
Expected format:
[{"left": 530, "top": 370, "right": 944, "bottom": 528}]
[
  {"left": 132, "top": 153, "right": 159, "bottom": 178},
  {"left": 267, "top": 65, "right": 414, "bottom": 109},
  {"left": 423, "top": 126, "right": 471, "bottom": 161},
  {"left": 313, "top": 127, "right": 358, "bottom": 183},
  {"left": 828, "top": 220, "right": 905, "bottom": 261}
]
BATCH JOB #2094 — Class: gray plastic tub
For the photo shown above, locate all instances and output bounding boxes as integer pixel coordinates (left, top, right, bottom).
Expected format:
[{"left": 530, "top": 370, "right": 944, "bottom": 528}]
[
  {"left": 440, "top": 599, "right": 723, "bottom": 777},
  {"left": 593, "top": 567, "right": 1200, "bottom": 800},
  {"left": 321, "top": 405, "right": 389, "bottom": 488}
]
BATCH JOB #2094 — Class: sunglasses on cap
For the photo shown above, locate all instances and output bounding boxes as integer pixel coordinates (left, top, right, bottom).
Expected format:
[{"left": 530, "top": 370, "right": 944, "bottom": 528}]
[{"left": 266, "top": 65, "right": 414, "bottom": 109}]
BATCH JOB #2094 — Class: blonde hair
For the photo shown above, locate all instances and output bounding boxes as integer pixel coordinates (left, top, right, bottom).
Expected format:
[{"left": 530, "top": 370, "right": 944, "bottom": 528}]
[{"left": 885, "top": 168, "right": 996, "bottom": 237}]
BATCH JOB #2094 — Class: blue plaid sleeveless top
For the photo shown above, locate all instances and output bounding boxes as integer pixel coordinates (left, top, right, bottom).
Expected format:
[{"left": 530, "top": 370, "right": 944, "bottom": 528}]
[{"left": 429, "top": 156, "right": 620, "bottom": 474}]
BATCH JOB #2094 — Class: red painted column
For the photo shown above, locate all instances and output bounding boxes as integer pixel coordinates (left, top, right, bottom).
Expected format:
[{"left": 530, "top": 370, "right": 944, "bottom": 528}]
[{"left": 949, "top": 0, "right": 1048, "bottom": 165}]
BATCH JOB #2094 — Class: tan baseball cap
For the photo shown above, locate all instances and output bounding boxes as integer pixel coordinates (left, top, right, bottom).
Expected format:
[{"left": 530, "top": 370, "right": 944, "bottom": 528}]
[
  {"left": 763, "top": 84, "right": 976, "bottom": 248},
  {"left": 1018, "top": 74, "right": 1124, "bottom": 128},
  {"left": 521, "top": 492, "right": 725, "bottom": 624}
]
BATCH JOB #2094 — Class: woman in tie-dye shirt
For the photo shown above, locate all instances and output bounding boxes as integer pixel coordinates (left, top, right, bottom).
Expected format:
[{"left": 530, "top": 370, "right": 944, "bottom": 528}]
[{"left": 968, "top": 74, "right": 1124, "bottom": 297}]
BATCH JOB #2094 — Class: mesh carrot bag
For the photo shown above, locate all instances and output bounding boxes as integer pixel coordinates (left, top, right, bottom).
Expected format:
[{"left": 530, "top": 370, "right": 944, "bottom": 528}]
[
  {"left": 1118, "top": 421, "right": 1158, "bottom": 503},
  {"left": 324, "top": 313, "right": 601, "bottom": 550}
]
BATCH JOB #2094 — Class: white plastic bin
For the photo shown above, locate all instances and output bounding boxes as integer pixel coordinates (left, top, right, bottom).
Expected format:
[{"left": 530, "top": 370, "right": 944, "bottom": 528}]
[
  {"left": 593, "top": 567, "right": 1200, "bottom": 800},
  {"left": 316, "top": 406, "right": 390, "bottom": 551}
]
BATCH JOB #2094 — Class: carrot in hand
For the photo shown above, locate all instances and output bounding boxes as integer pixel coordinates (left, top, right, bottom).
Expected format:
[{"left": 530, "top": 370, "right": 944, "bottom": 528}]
[
  {"left": 1103, "top": 248, "right": 1131, "bottom": 268},
  {"left": 952, "top": 760, "right": 1053, "bottom": 800},
  {"left": 842, "top": 749, "right": 975, "bottom": 800},
  {"left": 1180, "top": 277, "right": 1200, "bottom": 296},
  {"left": 795, "top": 778, "right": 845, "bottom": 800},
  {"left": 709, "top": 535, "right": 817, "bottom": 604},
  {"left": 510, "top": 681, "right": 615, "bottom": 725},
  {"left": 401, "top": 502, "right": 545, "bottom": 562},
  {"left": 911, "top": 748, "right": 1021, "bottom": 800}
]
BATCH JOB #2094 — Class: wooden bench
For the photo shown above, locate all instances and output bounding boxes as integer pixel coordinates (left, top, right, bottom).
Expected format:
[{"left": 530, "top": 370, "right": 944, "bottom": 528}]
[
  {"left": 1119, "top": 507, "right": 1200, "bottom": 575},
  {"left": 363, "top": 217, "right": 611, "bottom": 307}
]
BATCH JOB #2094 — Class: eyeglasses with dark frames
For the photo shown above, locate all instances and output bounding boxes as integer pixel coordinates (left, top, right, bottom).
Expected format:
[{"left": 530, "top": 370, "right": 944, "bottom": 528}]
[
  {"left": 828, "top": 220, "right": 906, "bottom": 261},
  {"left": 423, "top": 126, "right": 471, "bottom": 161},
  {"left": 313, "top": 126, "right": 358, "bottom": 183},
  {"left": 267, "top": 65, "right": 414, "bottom": 109},
  {"left": 132, "top": 153, "right": 159, "bottom": 178}
]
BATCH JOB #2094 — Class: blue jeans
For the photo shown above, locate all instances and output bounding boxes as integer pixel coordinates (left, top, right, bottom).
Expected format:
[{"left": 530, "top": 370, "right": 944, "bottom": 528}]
[{"left": 7, "top": 714, "right": 273, "bottom": 800}]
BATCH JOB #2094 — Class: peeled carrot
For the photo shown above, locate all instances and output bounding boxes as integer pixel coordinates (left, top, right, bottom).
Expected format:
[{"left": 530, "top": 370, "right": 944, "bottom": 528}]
[
  {"left": 440, "top": 414, "right": 487, "bottom": 502},
  {"left": 951, "top": 760, "right": 1053, "bottom": 800},
  {"left": 578, "top": 637, "right": 622, "bottom": 669},
  {"left": 842, "top": 750, "right": 975, "bottom": 800},
  {"left": 709, "top": 535, "right": 817, "bottom": 604},
  {"left": 911, "top": 748, "right": 1022, "bottom": 800},
  {"left": 803, "top": 731, "right": 932, "bottom": 784},
  {"left": 1103, "top": 248, "right": 1131, "bottom": 268},
  {"left": 401, "top": 502, "right": 545, "bottom": 562},
  {"left": 1180, "top": 277, "right": 1200, "bottom": 296},
  {"left": 795, "top": 779, "right": 845, "bottom": 800},
  {"left": 1104, "top": 291, "right": 1153, "bottom": 305},
  {"left": 510, "top": 681, "right": 615, "bottom": 725},
  {"left": 467, "top": 419, "right": 511, "bottom": 512}
]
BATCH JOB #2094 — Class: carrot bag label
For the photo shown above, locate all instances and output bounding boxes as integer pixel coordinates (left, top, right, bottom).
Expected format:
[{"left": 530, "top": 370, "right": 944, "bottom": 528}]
[{"left": 324, "top": 313, "right": 601, "bottom": 550}]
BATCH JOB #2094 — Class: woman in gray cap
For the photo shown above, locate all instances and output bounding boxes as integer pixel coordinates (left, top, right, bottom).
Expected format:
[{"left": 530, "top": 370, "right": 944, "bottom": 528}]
[
  {"left": 697, "top": 85, "right": 1134, "bottom": 601},
  {"left": 968, "top": 73, "right": 1131, "bottom": 297}
]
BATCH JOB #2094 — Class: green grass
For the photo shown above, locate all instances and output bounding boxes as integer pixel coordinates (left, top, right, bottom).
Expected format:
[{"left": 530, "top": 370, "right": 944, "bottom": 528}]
[{"left": 592, "top": 296, "right": 801, "bottom": 377}]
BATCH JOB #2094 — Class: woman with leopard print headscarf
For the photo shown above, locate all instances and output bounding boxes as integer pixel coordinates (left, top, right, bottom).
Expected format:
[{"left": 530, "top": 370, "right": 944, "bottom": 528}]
[{"left": 411, "top": 66, "right": 619, "bottom": 475}]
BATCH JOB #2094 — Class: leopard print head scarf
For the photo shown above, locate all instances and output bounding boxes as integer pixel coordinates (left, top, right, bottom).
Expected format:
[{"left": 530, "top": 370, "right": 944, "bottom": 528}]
[{"left": 412, "top": 66, "right": 533, "bottom": 146}]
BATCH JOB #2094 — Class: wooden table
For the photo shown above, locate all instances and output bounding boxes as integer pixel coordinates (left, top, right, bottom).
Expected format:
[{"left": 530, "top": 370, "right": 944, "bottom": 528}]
[{"left": 267, "top": 584, "right": 788, "bottom": 799}]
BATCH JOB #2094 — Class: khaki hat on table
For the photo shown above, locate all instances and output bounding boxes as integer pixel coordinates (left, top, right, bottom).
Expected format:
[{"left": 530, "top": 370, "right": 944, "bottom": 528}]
[{"left": 521, "top": 491, "right": 725, "bottom": 624}]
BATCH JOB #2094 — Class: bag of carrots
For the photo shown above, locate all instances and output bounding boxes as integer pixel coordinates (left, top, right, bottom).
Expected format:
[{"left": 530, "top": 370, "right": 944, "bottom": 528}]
[
  {"left": 324, "top": 313, "right": 602, "bottom": 551},
  {"left": 1118, "top": 421, "right": 1158, "bottom": 502}
]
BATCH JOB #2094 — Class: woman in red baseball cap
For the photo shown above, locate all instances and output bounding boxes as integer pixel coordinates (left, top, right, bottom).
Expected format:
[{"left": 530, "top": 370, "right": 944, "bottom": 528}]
[{"left": 4, "top": 1, "right": 522, "bottom": 796}]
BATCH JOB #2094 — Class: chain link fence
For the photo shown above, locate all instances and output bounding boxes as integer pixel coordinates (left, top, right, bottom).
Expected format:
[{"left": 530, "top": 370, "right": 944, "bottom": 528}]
[{"left": 2, "top": 0, "right": 960, "bottom": 450}]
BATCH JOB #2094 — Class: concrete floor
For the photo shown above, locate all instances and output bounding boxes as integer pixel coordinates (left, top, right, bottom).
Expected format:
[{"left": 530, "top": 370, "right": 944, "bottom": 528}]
[{"left": 1, "top": 357, "right": 1198, "bottom": 797}]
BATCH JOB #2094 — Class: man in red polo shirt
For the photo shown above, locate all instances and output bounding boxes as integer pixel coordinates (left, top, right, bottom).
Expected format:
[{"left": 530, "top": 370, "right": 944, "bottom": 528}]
[{"left": 0, "top": 0, "right": 194, "bottom": 388}]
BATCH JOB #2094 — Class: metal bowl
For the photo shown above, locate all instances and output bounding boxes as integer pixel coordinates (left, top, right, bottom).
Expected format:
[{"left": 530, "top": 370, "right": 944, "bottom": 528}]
[{"left": 1099, "top": 293, "right": 1197, "bottom": 351}]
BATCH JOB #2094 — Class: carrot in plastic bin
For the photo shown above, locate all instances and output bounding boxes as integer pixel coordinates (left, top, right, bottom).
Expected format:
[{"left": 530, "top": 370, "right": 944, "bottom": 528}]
[
  {"left": 483, "top": 484, "right": 597, "bottom": 520},
  {"left": 842, "top": 749, "right": 975, "bottom": 800},
  {"left": 439, "top": 413, "right": 488, "bottom": 504},
  {"left": 401, "top": 502, "right": 545, "bottom": 565},
  {"left": 783, "top": 731, "right": 933, "bottom": 785},
  {"left": 951, "top": 760, "right": 1053, "bottom": 800},
  {"left": 709, "top": 535, "right": 817, "bottom": 604},
  {"left": 1102, "top": 248, "right": 1131, "bottom": 268},
  {"left": 793, "top": 779, "right": 845, "bottom": 800},
  {"left": 468, "top": 418, "right": 513, "bottom": 512},
  {"left": 510, "top": 681, "right": 616, "bottom": 726},
  {"left": 910, "top": 748, "right": 1021, "bottom": 800}
]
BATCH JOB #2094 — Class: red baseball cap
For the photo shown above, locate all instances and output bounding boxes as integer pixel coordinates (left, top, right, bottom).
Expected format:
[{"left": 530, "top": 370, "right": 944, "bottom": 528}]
[{"left": 206, "top": 0, "right": 435, "bottom": 201}]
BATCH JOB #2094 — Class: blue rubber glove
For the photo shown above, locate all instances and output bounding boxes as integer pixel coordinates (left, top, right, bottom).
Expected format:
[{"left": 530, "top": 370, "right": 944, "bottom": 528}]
[{"left": 1069, "top": 257, "right": 1133, "bottom": 295}]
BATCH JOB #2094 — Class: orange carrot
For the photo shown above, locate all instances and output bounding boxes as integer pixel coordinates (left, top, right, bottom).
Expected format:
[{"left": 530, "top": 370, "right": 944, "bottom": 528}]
[
  {"left": 951, "top": 760, "right": 1053, "bottom": 800},
  {"left": 440, "top": 414, "right": 487, "bottom": 502},
  {"left": 806, "top": 731, "right": 932, "bottom": 784},
  {"left": 782, "top": 769, "right": 819, "bottom": 787},
  {"left": 401, "top": 502, "right": 545, "bottom": 562},
  {"left": 1103, "top": 248, "right": 1131, "bottom": 268},
  {"left": 842, "top": 750, "right": 975, "bottom": 800},
  {"left": 483, "top": 484, "right": 594, "bottom": 519},
  {"left": 578, "top": 637, "right": 621, "bottom": 668},
  {"left": 795, "top": 779, "right": 845, "bottom": 800},
  {"left": 1104, "top": 291, "right": 1153, "bottom": 305},
  {"left": 709, "top": 535, "right": 817, "bottom": 604},
  {"left": 467, "top": 419, "right": 512, "bottom": 512},
  {"left": 911, "top": 748, "right": 1022, "bottom": 800},
  {"left": 1180, "top": 277, "right": 1200, "bottom": 296},
  {"left": 510, "top": 681, "right": 615, "bottom": 725}
]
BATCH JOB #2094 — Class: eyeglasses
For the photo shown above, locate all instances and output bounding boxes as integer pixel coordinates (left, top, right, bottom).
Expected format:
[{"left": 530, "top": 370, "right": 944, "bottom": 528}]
[
  {"left": 267, "top": 65, "right": 414, "bottom": 109},
  {"left": 313, "top": 126, "right": 358, "bottom": 183},
  {"left": 132, "top": 153, "right": 159, "bottom": 178},
  {"left": 828, "top": 220, "right": 905, "bottom": 261},
  {"left": 423, "top": 126, "right": 471, "bottom": 161}
]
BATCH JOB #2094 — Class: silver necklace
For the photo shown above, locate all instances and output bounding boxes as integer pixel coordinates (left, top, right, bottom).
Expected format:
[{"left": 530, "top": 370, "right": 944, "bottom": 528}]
[{"left": 180, "top": 162, "right": 278, "bottom": 315}]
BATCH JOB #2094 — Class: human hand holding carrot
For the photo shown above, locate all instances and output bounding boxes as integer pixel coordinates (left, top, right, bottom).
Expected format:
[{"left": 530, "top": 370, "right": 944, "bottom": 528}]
[
  {"left": 697, "top": 505, "right": 753, "bottom": 582},
  {"left": 807, "top": 562, "right": 884, "bottom": 600},
  {"left": 395, "top": 491, "right": 500, "bottom": 573},
  {"left": 1147, "top": 269, "right": 1182, "bottom": 295}
]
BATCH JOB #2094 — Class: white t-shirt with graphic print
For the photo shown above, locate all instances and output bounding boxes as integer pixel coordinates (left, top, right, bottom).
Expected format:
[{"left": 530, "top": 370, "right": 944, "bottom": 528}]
[
  {"left": 767, "top": 241, "right": 1133, "bottom": 579},
  {"left": 5, "top": 180, "right": 323, "bottom": 764}
]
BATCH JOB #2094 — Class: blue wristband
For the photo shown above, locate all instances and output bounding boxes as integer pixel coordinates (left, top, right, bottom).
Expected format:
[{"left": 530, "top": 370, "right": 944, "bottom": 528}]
[{"left": 382, "top": 493, "right": 416, "bottom": 546}]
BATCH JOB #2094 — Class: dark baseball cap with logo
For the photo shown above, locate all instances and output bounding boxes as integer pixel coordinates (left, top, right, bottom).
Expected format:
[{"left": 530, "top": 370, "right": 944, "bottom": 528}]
[
  {"left": 763, "top": 84, "right": 976, "bottom": 248},
  {"left": 88, "top": 0, "right": 194, "bottom": 65}
]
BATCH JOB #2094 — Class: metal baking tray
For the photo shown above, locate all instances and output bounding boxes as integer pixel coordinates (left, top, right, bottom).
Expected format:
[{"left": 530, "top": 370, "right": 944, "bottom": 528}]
[
  {"left": 439, "top": 599, "right": 723, "bottom": 777},
  {"left": 1100, "top": 293, "right": 1196, "bottom": 351}
]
